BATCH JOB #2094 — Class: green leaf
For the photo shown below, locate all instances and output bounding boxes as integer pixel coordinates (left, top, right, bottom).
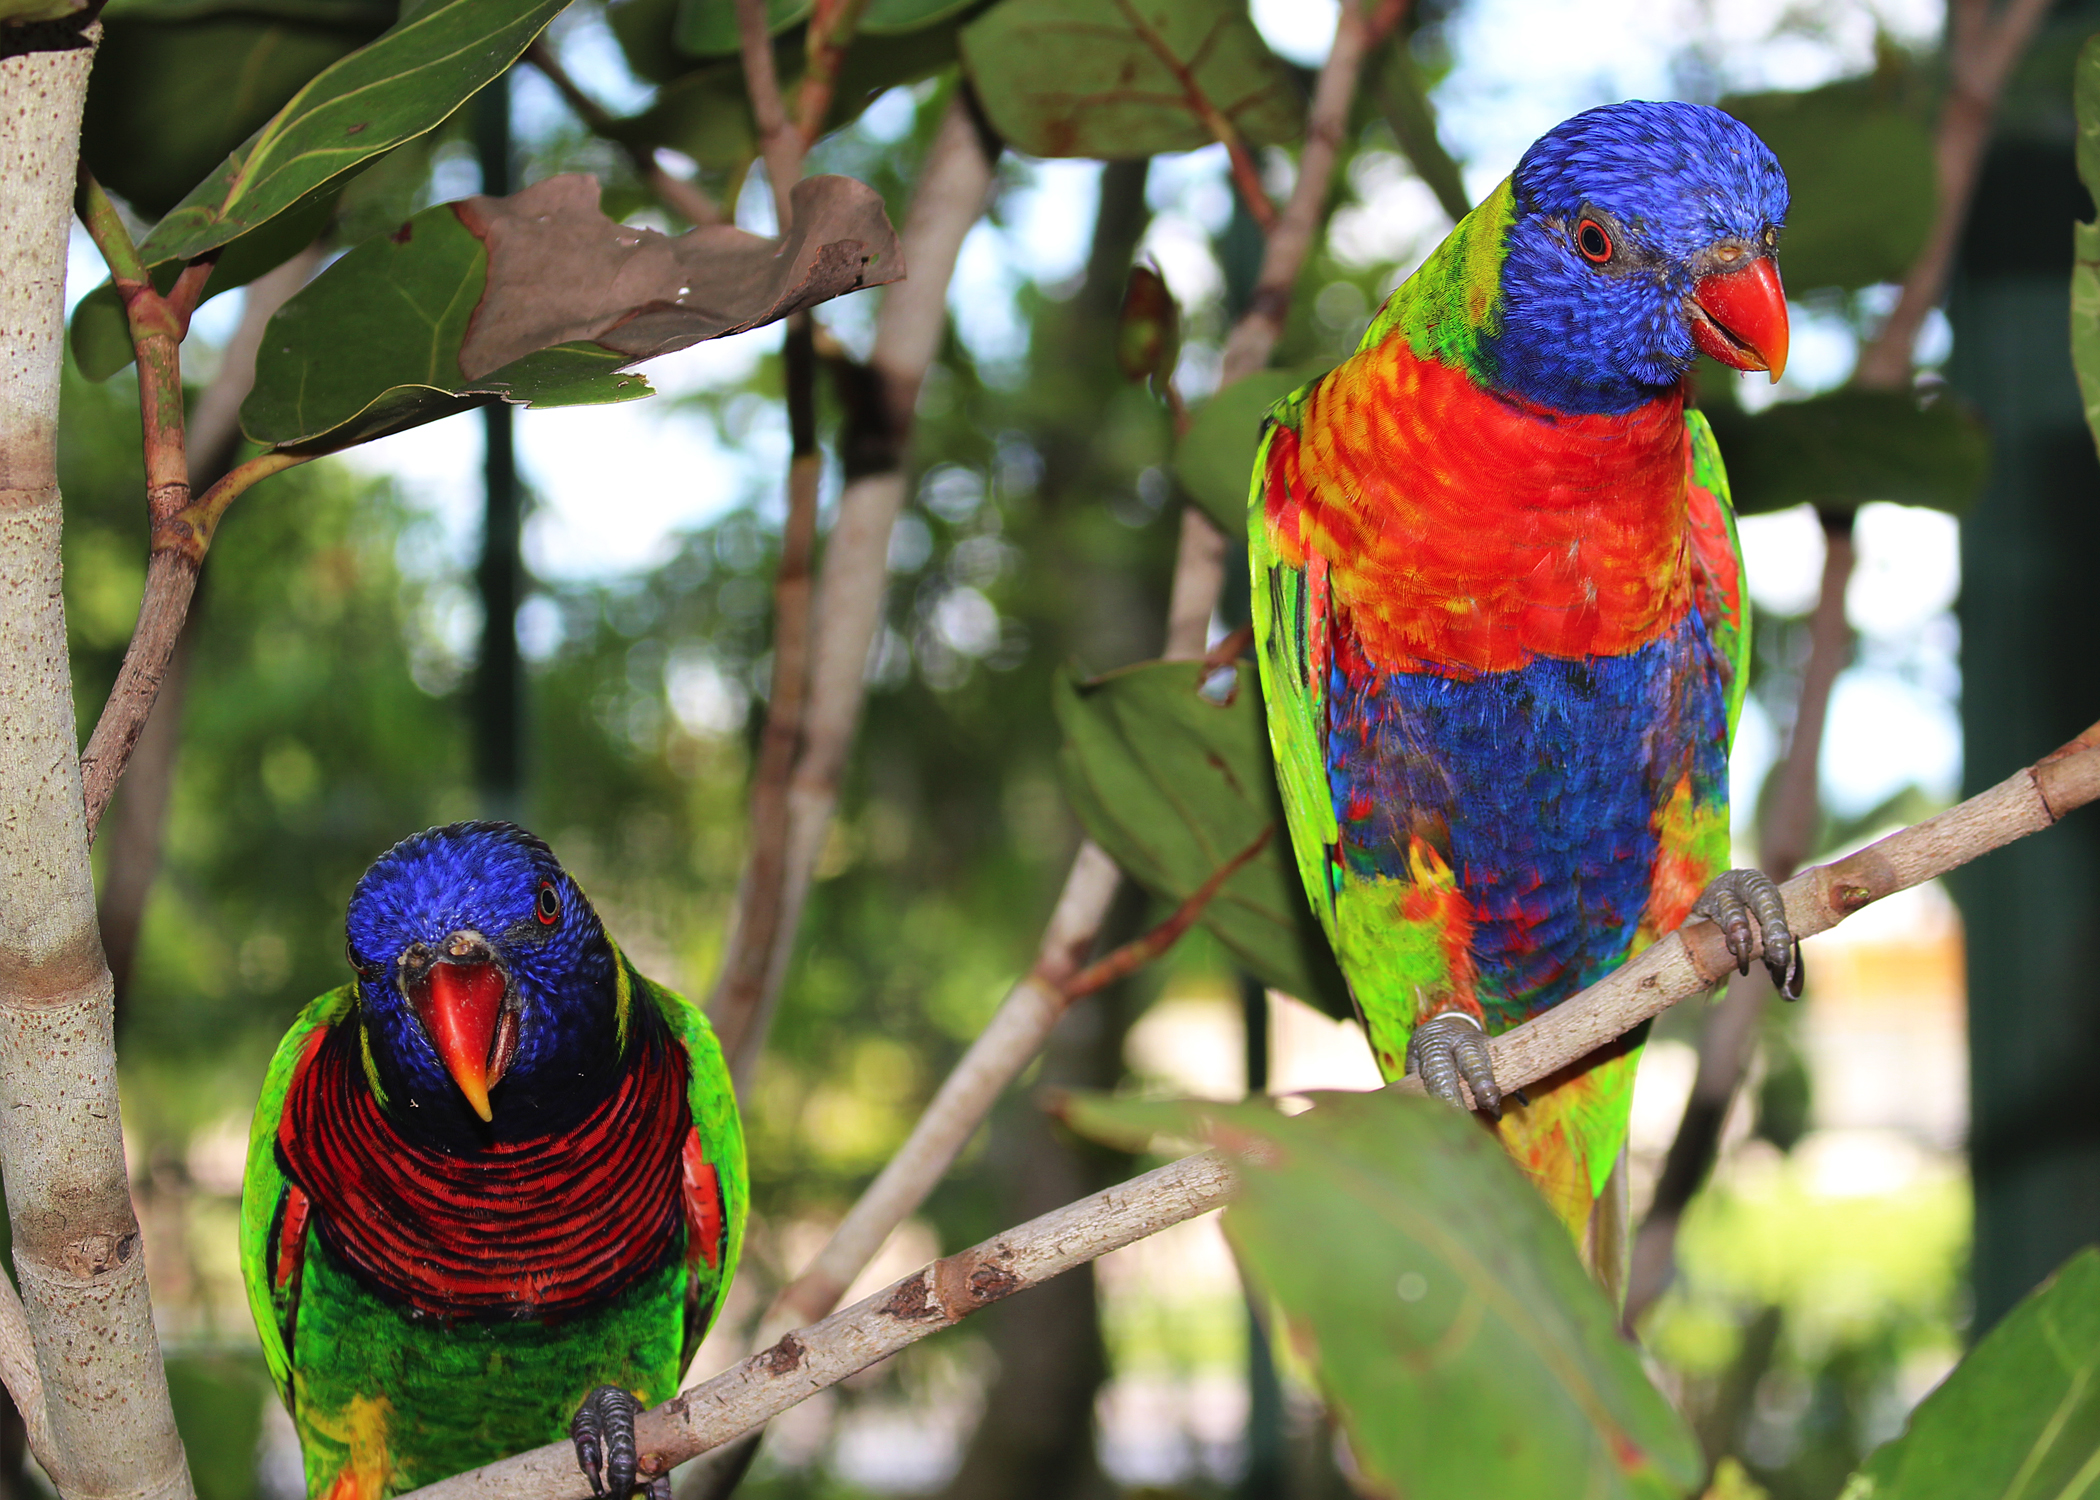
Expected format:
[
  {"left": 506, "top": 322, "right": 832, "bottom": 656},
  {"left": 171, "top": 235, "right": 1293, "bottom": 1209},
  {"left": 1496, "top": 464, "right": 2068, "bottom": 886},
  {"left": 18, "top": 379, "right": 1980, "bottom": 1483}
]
[
  {"left": 1700, "top": 390, "right": 1989, "bottom": 517},
  {"left": 958, "top": 0, "right": 1302, "bottom": 159},
  {"left": 1723, "top": 60, "right": 1936, "bottom": 294},
  {"left": 1061, "top": 1092, "right": 1705, "bottom": 1500},
  {"left": 1171, "top": 367, "right": 1318, "bottom": 533},
  {"left": 71, "top": 188, "right": 342, "bottom": 383},
  {"left": 103, "top": 0, "right": 395, "bottom": 19},
  {"left": 1370, "top": 40, "right": 1468, "bottom": 224},
  {"left": 672, "top": 0, "right": 807, "bottom": 57},
  {"left": 0, "top": 0, "right": 88, "bottom": 21},
  {"left": 862, "top": 0, "right": 981, "bottom": 34},
  {"left": 2072, "top": 34, "right": 2100, "bottom": 461},
  {"left": 1054, "top": 658, "right": 1350, "bottom": 1016},
  {"left": 242, "top": 171, "right": 902, "bottom": 451},
  {"left": 1840, "top": 1247, "right": 2100, "bottom": 1499},
  {"left": 140, "top": 0, "right": 568, "bottom": 267},
  {"left": 83, "top": 16, "right": 381, "bottom": 220}
]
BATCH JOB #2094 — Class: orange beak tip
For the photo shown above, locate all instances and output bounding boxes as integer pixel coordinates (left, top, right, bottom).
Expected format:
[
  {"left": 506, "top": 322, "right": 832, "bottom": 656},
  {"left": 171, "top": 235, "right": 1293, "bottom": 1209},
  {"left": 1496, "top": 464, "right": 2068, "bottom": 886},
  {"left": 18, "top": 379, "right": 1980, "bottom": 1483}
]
[
  {"left": 1692, "top": 256, "right": 1788, "bottom": 384},
  {"left": 418, "top": 960, "right": 507, "bottom": 1121}
]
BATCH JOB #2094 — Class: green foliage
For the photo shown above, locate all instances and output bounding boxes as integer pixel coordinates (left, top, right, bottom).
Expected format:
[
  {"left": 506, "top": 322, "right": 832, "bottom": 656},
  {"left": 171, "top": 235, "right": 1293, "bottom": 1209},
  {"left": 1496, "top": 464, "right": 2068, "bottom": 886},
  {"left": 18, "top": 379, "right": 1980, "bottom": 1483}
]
[
  {"left": 1055, "top": 658, "right": 1350, "bottom": 1017},
  {"left": 2071, "top": 33, "right": 2100, "bottom": 458},
  {"left": 958, "top": 0, "right": 1302, "bottom": 159},
  {"left": 1370, "top": 39, "right": 1469, "bottom": 223},
  {"left": 165, "top": 1353, "right": 270, "bottom": 1500},
  {"left": 0, "top": 0, "right": 88, "bottom": 20},
  {"left": 1701, "top": 390, "right": 1989, "bottom": 518},
  {"left": 1171, "top": 367, "right": 1316, "bottom": 532},
  {"left": 81, "top": 12, "right": 384, "bottom": 220},
  {"left": 1065, "top": 1091, "right": 1705, "bottom": 1500},
  {"left": 238, "top": 199, "right": 650, "bottom": 451},
  {"left": 1842, "top": 1249, "right": 2100, "bottom": 1499},
  {"left": 1723, "top": 56, "right": 1937, "bottom": 295},
  {"left": 141, "top": 0, "right": 566, "bottom": 266}
]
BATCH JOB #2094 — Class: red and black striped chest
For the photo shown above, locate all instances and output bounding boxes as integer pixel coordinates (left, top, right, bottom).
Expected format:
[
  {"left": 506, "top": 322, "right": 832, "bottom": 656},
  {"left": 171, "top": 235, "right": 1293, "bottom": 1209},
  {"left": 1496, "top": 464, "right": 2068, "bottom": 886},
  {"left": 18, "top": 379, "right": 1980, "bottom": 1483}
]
[{"left": 274, "top": 1022, "right": 703, "bottom": 1322}]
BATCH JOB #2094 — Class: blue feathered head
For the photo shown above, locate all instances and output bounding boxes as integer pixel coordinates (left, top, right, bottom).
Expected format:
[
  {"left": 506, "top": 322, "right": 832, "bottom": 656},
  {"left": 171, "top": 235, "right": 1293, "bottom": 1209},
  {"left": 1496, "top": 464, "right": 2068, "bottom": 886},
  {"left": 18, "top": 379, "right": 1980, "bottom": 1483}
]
[
  {"left": 344, "top": 822, "right": 625, "bottom": 1140},
  {"left": 1488, "top": 100, "right": 1791, "bottom": 414}
]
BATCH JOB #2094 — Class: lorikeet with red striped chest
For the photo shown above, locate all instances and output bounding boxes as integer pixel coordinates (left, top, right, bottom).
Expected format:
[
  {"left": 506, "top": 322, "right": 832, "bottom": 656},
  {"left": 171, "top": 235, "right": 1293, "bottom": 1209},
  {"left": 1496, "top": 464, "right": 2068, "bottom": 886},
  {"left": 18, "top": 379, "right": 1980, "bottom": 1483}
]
[
  {"left": 241, "top": 823, "right": 746, "bottom": 1499},
  {"left": 1251, "top": 101, "right": 1802, "bottom": 1292}
]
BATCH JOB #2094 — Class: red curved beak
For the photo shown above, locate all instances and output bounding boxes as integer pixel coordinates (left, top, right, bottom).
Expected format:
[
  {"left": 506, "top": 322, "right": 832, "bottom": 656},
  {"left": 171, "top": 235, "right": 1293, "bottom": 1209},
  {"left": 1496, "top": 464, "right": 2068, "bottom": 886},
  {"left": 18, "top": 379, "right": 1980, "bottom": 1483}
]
[
  {"left": 411, "top": 959, "right": 517, "bottom": 1122},
  {"left": 1690, "top": 256, "right": 1789, "bottom": 383}
]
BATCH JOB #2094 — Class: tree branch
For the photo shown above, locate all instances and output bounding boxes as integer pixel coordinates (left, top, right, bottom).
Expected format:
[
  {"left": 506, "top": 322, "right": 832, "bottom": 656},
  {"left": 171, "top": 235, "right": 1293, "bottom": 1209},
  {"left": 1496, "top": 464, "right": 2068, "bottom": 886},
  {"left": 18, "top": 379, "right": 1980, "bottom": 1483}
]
[
  {"left": 710, "top": 95, "right": 988, "bottom": 1086},
  {"left": 1851, "top": 0, "right": 2051, "bottom": 390},
  {"left": 1108, "top": 0, "right": 1276, "bottom": 231},
  {"left": 400, "top": 716, "right": 2100, "bottom": 1500},
  {"left": 0, "top": 27, "right": 195, "bottom": 1497},
  {"left": 793, "top": 0, "right": 874, "bottom": 146},
  {"left": 78, "top": 450, "right": 311, "bottom": 839}
]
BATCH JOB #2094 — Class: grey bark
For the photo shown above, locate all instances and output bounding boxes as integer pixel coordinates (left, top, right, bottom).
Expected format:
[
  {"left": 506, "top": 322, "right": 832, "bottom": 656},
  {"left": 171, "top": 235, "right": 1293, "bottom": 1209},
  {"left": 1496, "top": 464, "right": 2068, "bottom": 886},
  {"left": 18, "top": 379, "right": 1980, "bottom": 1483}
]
[{"left": 0, "top": 29, "right": 193, "bottom": 1500}]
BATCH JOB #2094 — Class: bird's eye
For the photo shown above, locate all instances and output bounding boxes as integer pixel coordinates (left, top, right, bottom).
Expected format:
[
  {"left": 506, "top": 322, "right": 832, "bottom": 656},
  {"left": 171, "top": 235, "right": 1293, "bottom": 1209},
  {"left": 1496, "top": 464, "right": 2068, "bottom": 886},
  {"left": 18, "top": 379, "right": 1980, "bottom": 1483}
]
[
  {"left": 1576, "top": 219, "right": 1613, "bottom": 264},
  {"left": 535, "top": 881, "right": 561, "bottom": 926},
  {"left": 345, "top": 939, "right": 373, "bottom": 980}
]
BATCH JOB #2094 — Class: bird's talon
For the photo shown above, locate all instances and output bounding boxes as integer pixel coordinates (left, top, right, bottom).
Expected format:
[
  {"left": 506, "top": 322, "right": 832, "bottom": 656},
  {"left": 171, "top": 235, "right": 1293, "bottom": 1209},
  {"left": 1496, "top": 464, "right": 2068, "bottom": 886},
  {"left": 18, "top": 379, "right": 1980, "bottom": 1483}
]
[
  {"left": 572, "top": 1385, "right": 643, "bottom": 1500},
  {"left": 1694, "top": 868, "right": 1801, "bottom": 999},
  {"left": 1407, "top": 1013, "right": 1503, "bottom": 1119}
]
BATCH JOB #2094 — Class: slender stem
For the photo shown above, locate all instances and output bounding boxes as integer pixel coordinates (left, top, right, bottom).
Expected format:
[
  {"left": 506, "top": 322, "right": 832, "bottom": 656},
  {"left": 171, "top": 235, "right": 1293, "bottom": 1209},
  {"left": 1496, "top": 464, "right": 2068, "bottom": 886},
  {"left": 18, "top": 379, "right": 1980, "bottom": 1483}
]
[
  {"left": 1108, "top": 0, "right": 1276, "bottom": 230},
  {"left": 77, "top": 173, "right": 193, "bottom": 528},
  {"left": 793, "top": 0, "right": 874, "bottom": 145},
  {"left": 747, "top": 0, "right": 1390, "bottom": 1357},
  {"left": 399, "top": 716, "right": 2100, "bottom": 1500},
  {"left": 735, "top": 0, "right": 802, "bottom": 228},
  {"left": 1852, "top": 0, "right": 2051, "bottom": 390},
  {"left": 1064, "top": 826, "right": 1270, "bottom": 999},
  {"left": 1220, "top": 0, "right": 1392, "bottom": 386},
  {"left": 78, "top": 451, "right": 311, "bottom": 840}
]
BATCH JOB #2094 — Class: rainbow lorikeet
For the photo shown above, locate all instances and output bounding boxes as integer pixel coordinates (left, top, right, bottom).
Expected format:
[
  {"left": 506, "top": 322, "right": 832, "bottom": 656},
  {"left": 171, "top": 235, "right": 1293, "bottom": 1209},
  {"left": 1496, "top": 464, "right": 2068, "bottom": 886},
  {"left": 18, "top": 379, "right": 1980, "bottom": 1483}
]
[
  {"left": 1250, "top": 101, "right": 1802, "bottom": 1287},
  {"left": 240, "top": 822, "right": 746, "bottom": 1500}
]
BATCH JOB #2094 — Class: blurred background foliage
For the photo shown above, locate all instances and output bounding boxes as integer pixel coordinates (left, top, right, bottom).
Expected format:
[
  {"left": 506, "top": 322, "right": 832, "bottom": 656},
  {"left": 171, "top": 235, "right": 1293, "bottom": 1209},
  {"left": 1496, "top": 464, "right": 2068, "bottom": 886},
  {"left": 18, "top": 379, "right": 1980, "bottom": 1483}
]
[{"left": 39, "top": 0, "right": 2094, "bottom": 1494}]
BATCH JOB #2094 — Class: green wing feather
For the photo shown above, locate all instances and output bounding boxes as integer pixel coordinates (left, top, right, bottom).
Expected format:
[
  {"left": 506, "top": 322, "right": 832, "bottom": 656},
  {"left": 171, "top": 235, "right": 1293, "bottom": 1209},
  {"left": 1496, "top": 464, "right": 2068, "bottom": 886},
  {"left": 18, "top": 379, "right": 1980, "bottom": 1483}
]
[
  {"left": 629, "top": 955, "right": 748, "bottom": 1373},
  {"left": 1685, "top": 406, "right": 1753, "bottom": 746},
  {"left": 240, "top": 985, "right": 354, "bottom": 1411}
]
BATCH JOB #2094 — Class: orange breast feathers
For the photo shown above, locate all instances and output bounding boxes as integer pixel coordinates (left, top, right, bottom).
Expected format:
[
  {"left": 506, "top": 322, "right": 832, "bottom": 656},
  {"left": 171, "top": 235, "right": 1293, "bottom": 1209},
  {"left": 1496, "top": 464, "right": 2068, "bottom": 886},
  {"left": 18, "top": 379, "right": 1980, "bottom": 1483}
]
[{"left": 1263, "top": 342, "right": 1697, "bottom": 676}]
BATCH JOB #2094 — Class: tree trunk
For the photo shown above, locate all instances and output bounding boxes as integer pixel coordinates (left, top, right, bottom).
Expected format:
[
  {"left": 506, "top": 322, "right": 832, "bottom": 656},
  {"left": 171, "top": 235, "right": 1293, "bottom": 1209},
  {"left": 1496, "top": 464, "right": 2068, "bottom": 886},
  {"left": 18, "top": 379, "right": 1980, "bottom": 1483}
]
[{"left": 0, "top": 26, "right": 193, "bottom": 1499}]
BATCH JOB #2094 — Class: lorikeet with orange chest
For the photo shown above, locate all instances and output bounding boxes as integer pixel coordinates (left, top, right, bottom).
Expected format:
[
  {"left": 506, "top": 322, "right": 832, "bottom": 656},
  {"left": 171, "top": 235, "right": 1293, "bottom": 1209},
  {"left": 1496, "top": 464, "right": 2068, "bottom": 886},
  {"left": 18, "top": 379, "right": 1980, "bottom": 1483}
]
[
  {"left": 1251, "top": 101, "right": 1802, "bottom": 1290},
  {"left": 241, "top": 822, "right": 746, "bottom": 1499}
]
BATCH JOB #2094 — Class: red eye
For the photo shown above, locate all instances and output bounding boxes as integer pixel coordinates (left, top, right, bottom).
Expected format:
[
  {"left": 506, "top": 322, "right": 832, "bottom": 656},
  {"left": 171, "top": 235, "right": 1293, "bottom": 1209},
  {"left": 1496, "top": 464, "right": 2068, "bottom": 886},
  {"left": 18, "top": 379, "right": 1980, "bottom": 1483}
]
[
  {"left": 535, "top": 882, "right": 561, "bottom": 925},
  {"left": 1576, "top": 219, "right": 1613, "bottom": 263}
]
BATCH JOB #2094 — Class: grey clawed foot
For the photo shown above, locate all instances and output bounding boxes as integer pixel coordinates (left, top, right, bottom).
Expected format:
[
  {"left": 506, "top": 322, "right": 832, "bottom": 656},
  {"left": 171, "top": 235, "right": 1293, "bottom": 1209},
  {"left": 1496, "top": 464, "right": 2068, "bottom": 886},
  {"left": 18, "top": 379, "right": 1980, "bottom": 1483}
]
[
  {"left": 572, "top": 1384, "right": 650, "bottom": 1500},
  {"left": 1692, "top": 867, "right": 1804, "bottom": 999},
  {"left": 1406, "top": 1012, "right": 1502, "bottom": 1118}
]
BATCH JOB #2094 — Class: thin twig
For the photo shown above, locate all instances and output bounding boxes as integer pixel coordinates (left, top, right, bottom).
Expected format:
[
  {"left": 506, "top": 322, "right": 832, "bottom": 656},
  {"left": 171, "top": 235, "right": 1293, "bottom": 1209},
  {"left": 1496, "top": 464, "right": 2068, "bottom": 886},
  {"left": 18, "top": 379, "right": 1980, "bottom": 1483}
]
[
  {"left": 1851, "top": 0, "right": 2051, "bottom": 390},
  {"left": 709, "top": 0, "right": 842, "bottom": 1085},
  {"left": 1065, "top": 827, "right": 1272, "bottom": 998},
  {"left": 79, "top": 451, "right": 311, "bottom": 838},
  {"left": 734, "top": 0, "right": 801, "bottom": 229},
  {"left": 760, "top": 0, "right": 1389, "bottom": 1333},
  {"left": 1220, "top": 0, "right": 1390, "bottom": 387},
  {"left": 525, "top": 41, "right": 721, "bottom": 228},
  {"left": 793, "top": 0, "right": 874, "bottom": 145},
  {"left": 1107, "top": 0, "right": 1277, "bottom": 230},
  {"left": 400, "top": 717, "right": 2100, "bottom": 1500}
]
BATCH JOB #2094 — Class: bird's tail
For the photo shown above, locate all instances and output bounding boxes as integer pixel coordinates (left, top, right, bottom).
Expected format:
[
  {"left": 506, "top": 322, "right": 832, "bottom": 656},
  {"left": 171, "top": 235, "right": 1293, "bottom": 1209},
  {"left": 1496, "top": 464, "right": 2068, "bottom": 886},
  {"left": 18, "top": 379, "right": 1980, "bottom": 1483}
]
[{"left": 1491, "top": 1040, "right": 1642, "bottom": 1303}]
